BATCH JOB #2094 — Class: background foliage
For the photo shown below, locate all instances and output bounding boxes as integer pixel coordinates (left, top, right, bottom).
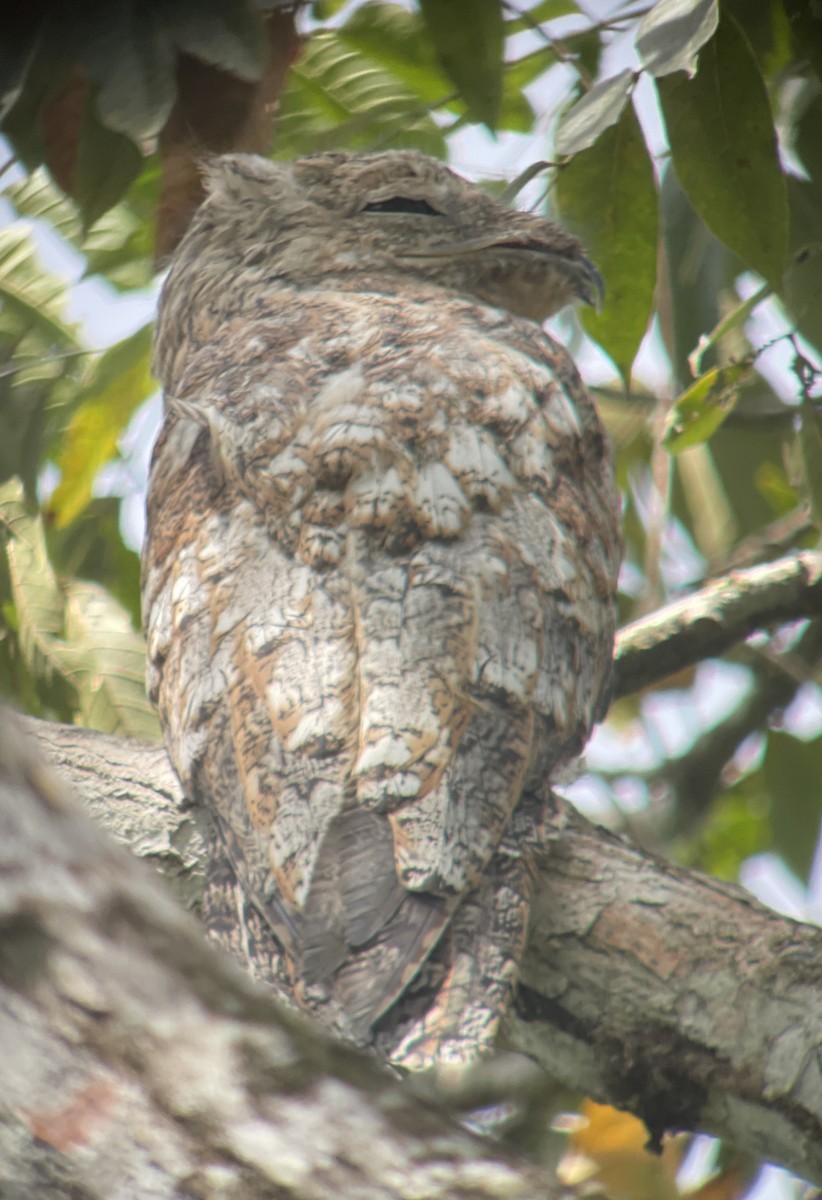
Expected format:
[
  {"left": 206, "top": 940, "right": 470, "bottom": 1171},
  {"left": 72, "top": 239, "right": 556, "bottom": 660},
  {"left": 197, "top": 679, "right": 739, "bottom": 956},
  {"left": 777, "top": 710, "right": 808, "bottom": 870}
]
[{"left": 1, "top": 0, "right": 821, "bottom": 1194}]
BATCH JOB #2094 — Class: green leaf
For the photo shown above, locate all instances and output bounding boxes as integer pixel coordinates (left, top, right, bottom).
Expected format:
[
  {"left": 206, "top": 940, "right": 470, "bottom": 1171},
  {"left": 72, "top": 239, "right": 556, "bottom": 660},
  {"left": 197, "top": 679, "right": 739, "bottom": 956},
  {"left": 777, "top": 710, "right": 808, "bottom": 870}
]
[
  {"left": 658, "top": 165, "right": 740, "bottom": 388},
  {"left": 61, "top": 579, "right": 160, "bottom": 740},
  {"left": 49, "top": 497, "right": 142, "bottom": 628},
  {"left": 686, "top": 772, "right": 769, "bottom": 880},
  {"left": 0, "top": 226, "right": 80, "bottom": 347},
  {"left": 335, "top": 2, "right": 538, "bottom": 133},
  {"left": 419, "top": 0, "right": 504, "bottom": 128},
  {"left": 663, "top": 361, "right": 752, "bottom": 453},
  {"left": 798, "top": 396, "right": 822, "bottom": 534},
  {"left": 555, "top": 69, "right": 635, "bottom": 157},
  {"left": 275, "top": 31, "right": 447, "bottom": 159},
  {"left": 0, "top": 225, "right": 85, "bottom": 495},
  {"left": 657, "top": 11, "right": 789, "bottom": 289},
  {"left": 4, "top": 169, "right": 83, "bottom": 245},
  {"left": 49, "top": 324, "right": 155, "bottom": 528},
  {"left": 504, "top": 0, "right": 579, "bottom": 31},
  {"left": 4, "top": 166, "right": 156, "bottom": 292},
  {"left": 636, "top": 0, "right": 719, "bottom": 77},
  {"left": 79, "top": 0, "right": 176, "bottom": 139},
  {"left": 764, "top": 731, "right": 822, "bottom": 882},
  {"left": 0, "top": 32, "right": 73, "bottom": 170},
  {"left": 556, "top": 104, "right": 657, "bottom": 384},
  {"left": 687, "top": 281, "right": 771, "bottom": 376},
  {"left": 162, "top": 0, "right": 267, "bottom": 81},
  {"left": 0, "top": 478, "right": 66, "bottom": 683},
  {"left": 74, "top": 91, "right": 144, "bottom": 230},
  {"left": 338, "top": 3, "right": 453, "bottom": 107}
]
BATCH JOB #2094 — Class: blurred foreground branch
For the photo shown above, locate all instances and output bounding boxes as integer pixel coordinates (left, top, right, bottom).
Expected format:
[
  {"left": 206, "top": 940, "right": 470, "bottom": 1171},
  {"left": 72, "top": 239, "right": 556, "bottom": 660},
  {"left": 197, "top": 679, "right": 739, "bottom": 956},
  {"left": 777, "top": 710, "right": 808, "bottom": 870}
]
[{"left": 0, "top": 709, "right": 558, "bottom": 1200}]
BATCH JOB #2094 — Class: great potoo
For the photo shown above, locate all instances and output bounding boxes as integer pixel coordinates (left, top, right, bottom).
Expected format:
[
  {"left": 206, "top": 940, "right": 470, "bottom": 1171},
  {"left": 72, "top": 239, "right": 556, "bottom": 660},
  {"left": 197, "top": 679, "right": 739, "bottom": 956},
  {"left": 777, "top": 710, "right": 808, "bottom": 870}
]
[{"left": 143, "top": 150, "right": 622, "bottom": 1064}]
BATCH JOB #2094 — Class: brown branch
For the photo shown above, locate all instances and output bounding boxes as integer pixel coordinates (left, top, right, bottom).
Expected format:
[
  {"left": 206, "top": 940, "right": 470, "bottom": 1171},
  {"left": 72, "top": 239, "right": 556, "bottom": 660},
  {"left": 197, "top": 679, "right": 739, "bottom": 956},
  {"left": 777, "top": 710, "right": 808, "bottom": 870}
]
[
  {"left": 614, "top": 550, "right": 822, "bottom": 698},
  {"left": 0, "top": 708, "right": 559, "bottom": 1200},
  {"left": 23, "top": 714, "right": 822, "bottom": 1185}
]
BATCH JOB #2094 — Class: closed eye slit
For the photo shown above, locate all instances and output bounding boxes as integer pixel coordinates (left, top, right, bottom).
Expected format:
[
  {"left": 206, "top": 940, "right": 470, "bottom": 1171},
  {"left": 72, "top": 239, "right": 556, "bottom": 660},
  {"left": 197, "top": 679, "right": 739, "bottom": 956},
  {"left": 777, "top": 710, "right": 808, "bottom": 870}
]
[{"left": 361, "top": 196, "right": 442, "bottom": 215}]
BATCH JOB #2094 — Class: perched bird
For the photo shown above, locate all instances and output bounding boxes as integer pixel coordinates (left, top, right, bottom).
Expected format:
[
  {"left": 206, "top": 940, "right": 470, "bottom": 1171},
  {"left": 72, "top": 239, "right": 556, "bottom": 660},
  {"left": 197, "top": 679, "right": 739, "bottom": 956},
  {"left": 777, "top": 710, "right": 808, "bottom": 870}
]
[{"left": 143, "top": 150, "right": 621, "bottom": 1063}]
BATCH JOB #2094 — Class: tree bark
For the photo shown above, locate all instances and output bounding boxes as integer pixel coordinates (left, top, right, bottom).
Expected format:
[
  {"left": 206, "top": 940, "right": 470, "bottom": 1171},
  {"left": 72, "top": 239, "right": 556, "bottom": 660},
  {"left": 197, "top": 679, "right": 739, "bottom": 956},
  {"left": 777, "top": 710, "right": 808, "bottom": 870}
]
[
  {"left": 0, "top": 708, "right": 560, "bottom": 1200},
  {"left": 22, "top": 711, "right": 822, "bottom": 1186},
  {"left": 9, "top": 549, "right": 822, "bottom": 1189}
]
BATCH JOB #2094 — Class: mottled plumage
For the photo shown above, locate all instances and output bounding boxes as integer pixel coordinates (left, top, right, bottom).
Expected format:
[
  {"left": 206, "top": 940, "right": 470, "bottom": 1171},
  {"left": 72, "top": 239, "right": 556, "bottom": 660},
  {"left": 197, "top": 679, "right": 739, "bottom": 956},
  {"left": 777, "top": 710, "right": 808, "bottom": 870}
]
[{"left": 143, "top": 151, "right": 621, "bottom": 1059}]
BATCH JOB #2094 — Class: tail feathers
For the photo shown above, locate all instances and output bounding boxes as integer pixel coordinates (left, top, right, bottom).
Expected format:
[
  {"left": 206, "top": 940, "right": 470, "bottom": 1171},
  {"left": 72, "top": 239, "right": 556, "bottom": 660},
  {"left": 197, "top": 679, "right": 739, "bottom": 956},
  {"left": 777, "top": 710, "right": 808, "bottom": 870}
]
[
  {"left": 301, "top": 806, "right": 451, "bottom": 1034},
  {"left": 328, "top": 889, "right": 450, "bottom": 1036}
]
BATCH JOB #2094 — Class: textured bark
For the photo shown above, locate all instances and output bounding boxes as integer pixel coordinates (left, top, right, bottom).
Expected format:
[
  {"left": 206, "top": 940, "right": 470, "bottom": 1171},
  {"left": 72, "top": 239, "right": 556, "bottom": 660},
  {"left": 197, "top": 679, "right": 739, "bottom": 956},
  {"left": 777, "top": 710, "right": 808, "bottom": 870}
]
[
  {"left": 0, "top": 708, "right": 559, "bottom": 1200},
  {"left": 14, "top": 549, "right": 822, "bottom": 1180},
  {"left": 613, "top": 550, "right": 822, "bottom": 698},
  {"left": 23, "top": 713, "right": 822, "bottom": 1186}
]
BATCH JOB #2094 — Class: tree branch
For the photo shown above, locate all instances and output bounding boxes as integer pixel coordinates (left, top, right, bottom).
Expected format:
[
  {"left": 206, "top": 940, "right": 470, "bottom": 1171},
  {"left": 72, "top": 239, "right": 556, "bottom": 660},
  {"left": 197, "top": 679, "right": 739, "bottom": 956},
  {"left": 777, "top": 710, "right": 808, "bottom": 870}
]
[
  {"left": 13, "top": 549, "right": 822, "bottom": 1186},
  {"left": 0, "top": 708, "right": 560, "bottom": 1200},
  {"left": 23, "top": 713, "right": 822, "bottom": 1185},
  {"left": 613, "top": 550, "right": 822, "bottom": 698}
]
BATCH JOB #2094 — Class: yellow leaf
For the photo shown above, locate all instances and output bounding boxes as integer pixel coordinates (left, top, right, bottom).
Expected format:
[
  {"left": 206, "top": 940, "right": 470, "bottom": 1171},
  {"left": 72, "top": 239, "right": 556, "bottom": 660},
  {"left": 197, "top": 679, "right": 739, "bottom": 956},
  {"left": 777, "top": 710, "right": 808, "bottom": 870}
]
[{"left": 558, "top": 1101, "right": 686, "bottom": 1200}]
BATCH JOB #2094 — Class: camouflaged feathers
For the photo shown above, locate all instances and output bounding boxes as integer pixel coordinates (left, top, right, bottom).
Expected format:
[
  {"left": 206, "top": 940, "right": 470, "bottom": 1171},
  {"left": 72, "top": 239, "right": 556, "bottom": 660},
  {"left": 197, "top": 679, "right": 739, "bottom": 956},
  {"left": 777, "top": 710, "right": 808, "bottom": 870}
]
[{"left": 143, "top": 151, "right": 621, "bottom": 1049}]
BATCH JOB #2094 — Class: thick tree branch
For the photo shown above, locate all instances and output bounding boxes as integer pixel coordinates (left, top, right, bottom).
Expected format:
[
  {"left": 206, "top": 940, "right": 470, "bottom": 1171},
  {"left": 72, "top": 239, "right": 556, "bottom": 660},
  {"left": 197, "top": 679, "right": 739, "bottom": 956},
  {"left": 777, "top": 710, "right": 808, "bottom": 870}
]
[
  {"left": 24, "top": 713, "right": 822, "bottom": 1185},
  {"left": 613, "top": 550, "right": 822, "bottom": 698},
  {"left": 511, "top": 800, "right": 822, "bottom": 1180},
  {"left": 0, "top": 709, "right": 559, "bottom": 1200}
]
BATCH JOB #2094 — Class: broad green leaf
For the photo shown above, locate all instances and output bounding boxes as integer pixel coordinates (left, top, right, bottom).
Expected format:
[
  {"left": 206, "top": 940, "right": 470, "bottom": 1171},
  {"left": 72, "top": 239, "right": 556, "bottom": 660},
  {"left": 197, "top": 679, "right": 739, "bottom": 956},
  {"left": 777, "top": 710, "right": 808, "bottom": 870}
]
[
  {"left": 658, "top": 165, "right": 740, "bottom": 387},
  {"left": 782, "top": 179, "right": 822, "bottom": 361},
  {"left": 657, "top": 11, "right": 788, "bottom": 289},
  {"left": 556, "top": 104, "right": 657, "bottom": 384},
  {"left": 0, "top": 478, "right": 66, "bottom": 682},
  {"left": 275, "top": 31, "right": 447, "bottom": 158},
  {"left": 798, "top": 397, "right": 822, "bottom": 534},
  {"left": 74, "top": 91, "right": 144, "bottom": 230},
  {"left": 162, "top": 0, "right": 267, "bottom": 81},
  {"left": 724, "top": 0, "right": 793, "bottom": 83},
  {"left": 662, "top": 360, "right": 752, "bottom": 453},
  {"left": 764, "top": 731, "right": 822, "bottom": 882},
  {"left": 0, "top": 31, "right": 73, "bottom": 170},
  {"left": 636, "top": 0, "right": 719, "bottom": 77},
  {"left": 61, "top": 578, "right": 160, "bottom": 740},
  {"left": 49, "top": 324, "right": 155, "bottom": 528},
  {"left": 80, "top": 0, "right": 176, "bottom": 139},
  {"left": 419, "top": 0, "right": 504, "bottom": 128},
  {"left": 555, "top": 69, "right": 635, "bottom": 157}
]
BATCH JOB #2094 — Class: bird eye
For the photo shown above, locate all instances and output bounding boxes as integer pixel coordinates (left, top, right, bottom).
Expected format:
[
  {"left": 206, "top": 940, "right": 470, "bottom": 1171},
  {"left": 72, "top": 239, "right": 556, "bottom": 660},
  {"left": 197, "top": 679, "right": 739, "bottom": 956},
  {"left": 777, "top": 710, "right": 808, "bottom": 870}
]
[{"left": 361, "top": 197, "right": 442, "bottom": 216}]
